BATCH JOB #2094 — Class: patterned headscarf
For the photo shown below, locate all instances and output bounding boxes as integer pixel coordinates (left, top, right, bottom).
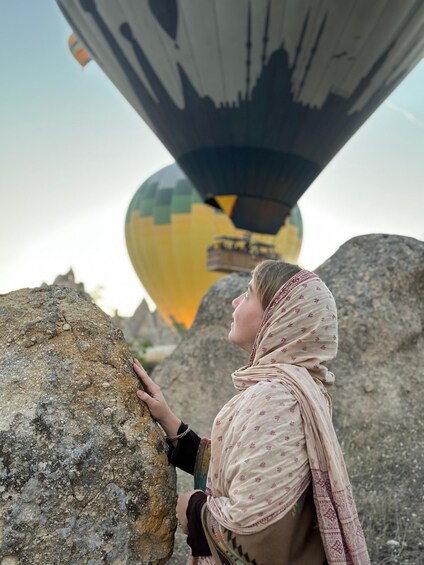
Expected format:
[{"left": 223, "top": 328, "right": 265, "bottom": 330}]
[{"left": 206, "top": 270, "right": 370, "bottom": 564}]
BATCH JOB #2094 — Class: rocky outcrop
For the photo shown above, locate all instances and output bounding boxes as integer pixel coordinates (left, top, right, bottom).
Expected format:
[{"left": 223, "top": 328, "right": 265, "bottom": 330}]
[
  {"left": 114, "top": 300, "right": 177, "bottom": 349},
  {"left": 48, "top": 268, "right": 90, "bottom": 301},
  {"left": 316, "top": 234, "right": 424, "bottom": 562},
  {"left": 48, "top": 269, "right": 176, "bottom": 349},
  {"left": 0, "top": 286, "right": 176, "bottom": 564},
  {"left": 153, "top": 234, "right": 424, "bottom": 564}
]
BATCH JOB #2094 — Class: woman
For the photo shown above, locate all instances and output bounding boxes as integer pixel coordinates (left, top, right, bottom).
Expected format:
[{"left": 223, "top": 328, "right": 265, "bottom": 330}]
[{"left": 134, "top": 261, "right": 370, "bottom": 564}]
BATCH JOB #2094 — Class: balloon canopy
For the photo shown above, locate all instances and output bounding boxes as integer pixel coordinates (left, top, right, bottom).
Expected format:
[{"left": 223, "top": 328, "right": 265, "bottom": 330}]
[
  {"left": 58, "top": 0, "right": 424, "bottom": 233},
  {"left": 125, "top": 163, "right": 302, "bottom": 330},
  {"left": 68, "top": 32, "right": 91, "bottom": 67}
]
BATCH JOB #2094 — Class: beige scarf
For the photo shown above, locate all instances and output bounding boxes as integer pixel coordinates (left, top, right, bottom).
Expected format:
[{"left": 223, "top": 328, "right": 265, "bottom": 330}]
[{"left": 205, "top": 270, "right": 370, "bottom": 564}]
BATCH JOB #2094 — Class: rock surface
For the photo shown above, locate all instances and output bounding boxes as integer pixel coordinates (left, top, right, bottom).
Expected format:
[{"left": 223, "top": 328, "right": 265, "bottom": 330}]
[
  {"left": 114, "top": 300, "right": 177, "bottom": 349},
  {"left": 51, "top": 268, "right": 88, "bottom": 296},
  {"left": 317, "top": 234, "right": 424, "bottom": 563},
  {"left": 48, "top": 268, "right": 176, "bottom": 349},
  {"left": 0, "top": 286, "right": 176, "bottom": 564},
  {"left": 154, "top": 234, "right": 424, "bottom": 564}
]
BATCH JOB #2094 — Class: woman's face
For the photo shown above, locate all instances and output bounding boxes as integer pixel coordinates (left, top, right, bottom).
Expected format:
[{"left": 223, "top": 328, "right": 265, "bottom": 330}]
[{"left": 229, "top": 280, "right": 264, "bottom": 353}]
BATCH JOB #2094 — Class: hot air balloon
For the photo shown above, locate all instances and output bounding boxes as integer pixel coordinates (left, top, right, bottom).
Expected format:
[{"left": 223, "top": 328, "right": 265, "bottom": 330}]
[
  {"left": 125, "top": 163, "right": 302, "bottom": 330},
  {"left": 68, "top": 32, "right": 91, "bottom": 67},
  {"left": 58, "top": 1, "right": 424, "bottom": 233}
]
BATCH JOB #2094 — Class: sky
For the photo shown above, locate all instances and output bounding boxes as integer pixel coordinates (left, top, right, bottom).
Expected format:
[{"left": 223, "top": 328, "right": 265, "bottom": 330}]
[{"left": 1, "top": 2, "right": 423, "bottom": 317}]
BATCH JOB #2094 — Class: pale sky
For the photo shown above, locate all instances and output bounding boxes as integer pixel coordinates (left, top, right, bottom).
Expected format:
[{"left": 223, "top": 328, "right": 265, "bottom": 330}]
[{"left": 1, "top": 2, "right": 423, "bottom": 316}]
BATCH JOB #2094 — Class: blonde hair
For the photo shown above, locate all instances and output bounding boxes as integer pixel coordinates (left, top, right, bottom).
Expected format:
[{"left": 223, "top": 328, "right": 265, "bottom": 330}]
[{"left": 252, "top": 260, "right": 302, "bottom": 310}]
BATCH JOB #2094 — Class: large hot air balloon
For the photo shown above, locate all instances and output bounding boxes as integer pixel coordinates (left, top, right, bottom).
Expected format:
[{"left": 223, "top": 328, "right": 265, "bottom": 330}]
[
  {"left": 58, "top": 1, "right": 424, "bottom": 233},
  {"left": 125, "top": 163, "right": 302, "bottom": 330}
]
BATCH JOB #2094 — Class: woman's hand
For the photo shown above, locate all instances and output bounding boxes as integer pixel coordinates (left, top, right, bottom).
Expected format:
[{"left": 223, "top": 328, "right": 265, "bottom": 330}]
[
  {"left": 176, "top": 491, "right": 196, "bottom": 535},
  {"left": 134, "top": 359, "right": 181, "bottom": 437}
]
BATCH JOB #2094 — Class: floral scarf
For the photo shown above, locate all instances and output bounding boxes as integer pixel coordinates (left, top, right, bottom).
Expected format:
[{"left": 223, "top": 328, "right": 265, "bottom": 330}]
[{"left": 203, "top": 270, "right": 370, "bottom": 564}]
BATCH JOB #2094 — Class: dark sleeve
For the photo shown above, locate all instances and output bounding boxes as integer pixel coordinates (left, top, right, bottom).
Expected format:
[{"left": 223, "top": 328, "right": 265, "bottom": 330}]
[
  {"left": 167, "top": 422, "right": 202, "bottom": 475},
  {"left": 186, "top": 491, "right": 211, "bottom": 557}
]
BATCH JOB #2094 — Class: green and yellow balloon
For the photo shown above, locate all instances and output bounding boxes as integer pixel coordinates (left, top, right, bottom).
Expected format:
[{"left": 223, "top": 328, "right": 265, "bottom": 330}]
[{"left": 125, "top": 164, "right": 303, "bottom": 330}]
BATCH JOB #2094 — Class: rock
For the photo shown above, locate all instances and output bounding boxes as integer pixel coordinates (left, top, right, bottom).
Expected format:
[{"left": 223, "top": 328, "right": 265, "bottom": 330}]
[
  {"left": 0, "top": 286, "right": 176, "bottom": 564},
  {"left": 114, "top": 300, "right": 177, "bottom": 349},
  {"left": 47, "top": 268, "right": 89, "bottom": 301},
  {"left": 316, "top": 234, "right": 424, "bottom": 564},
  {"left": 154, "top": 233, "right": 424, "bottom": 564},
  {"left": 386, "top": 540, "right": 400, "bottom": 548},
  {"left": 49, "top": 270, "right": 176, "bottom": 349}
]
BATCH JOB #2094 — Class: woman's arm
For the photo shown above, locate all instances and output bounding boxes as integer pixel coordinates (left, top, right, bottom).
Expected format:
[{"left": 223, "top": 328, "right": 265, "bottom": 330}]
[
  {"left": 134, "top": 360, "right": 203, "bottom": 473},
  {"left": 133, "top": 359, "right": 181, "bottom": 438},
  {"left": 178, "top": 437, "right": 213, "bottom": 555},
  {"left": 177, "top": 491, "right": 211, "bottom": 557},
  {"left": 134, "top": 360, "right": 212, "bottom": 556},
  {"left": 187, "top": 492, "right": 211, "bottom": 556},
  {"left": 168, "top": 422, "right": 202, "bottom": 474}
]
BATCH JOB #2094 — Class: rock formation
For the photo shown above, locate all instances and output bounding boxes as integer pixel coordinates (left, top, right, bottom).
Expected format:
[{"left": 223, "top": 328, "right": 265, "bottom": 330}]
[
  {"left": 49, "top": 268, "right": 89, "bottom": 299},
  {"left": 0, "top": 286, "right": 176, "bottom": 564},
  {"left": 113, "top": 300, "right": 177, "bottom": 349},
  {"left": 317, "top": 234, "right": 424, "bottom": 562},
  {"left": 153, "top": 234, "right": 424, "bottom": 564},
  {"left": 47, "top": 268, "right": 176, "bottom": 350}
]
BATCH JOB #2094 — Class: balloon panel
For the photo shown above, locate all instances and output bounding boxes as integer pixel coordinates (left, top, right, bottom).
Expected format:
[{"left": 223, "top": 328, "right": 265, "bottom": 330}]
[
  {"left": 68, "top": 32, "right": 91, "bottom": 67},
  {"left": 59, "top": 0, "right": 424, "bottom": 234},
  {"left": 125, "top": 164, "right": 302, "bottom": 330}
]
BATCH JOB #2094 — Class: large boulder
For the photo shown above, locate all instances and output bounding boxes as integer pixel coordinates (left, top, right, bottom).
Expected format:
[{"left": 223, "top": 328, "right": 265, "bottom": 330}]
[
  {"left": 316, "top": 234, "right": 424, "bottom": 563},
  {"left": 0, "top": 286, "right": 176, "bottom": 565},
  {"left": 154, "top": 234, "right": 423, "bottom": 564}
]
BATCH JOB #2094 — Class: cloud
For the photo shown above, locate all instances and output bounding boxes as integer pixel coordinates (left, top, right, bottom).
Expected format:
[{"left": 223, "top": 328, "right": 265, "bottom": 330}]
[{"left": 385, "top": 100, "right": 424, "bottom": 129}]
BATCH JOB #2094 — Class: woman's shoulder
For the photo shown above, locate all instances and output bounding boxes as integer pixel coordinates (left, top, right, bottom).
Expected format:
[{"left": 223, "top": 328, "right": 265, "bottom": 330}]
[
  {"left": 248, "top": 380, "right": 298, "bottom": 407},
  {"left": 233, "top": 380, "right": 304, "bottom": 435}
]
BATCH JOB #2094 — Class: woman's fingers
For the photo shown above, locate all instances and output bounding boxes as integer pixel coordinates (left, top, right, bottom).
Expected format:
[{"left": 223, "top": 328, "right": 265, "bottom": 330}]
[
  {"left": 136, "top": 389, "right": 155, "bottom": 406},
  {"left": 134, "top": 358, "right": 147, "bottom": 372},
  {"left": 133, "top": 359, "right": 151, "bottom": 380},
  {"left": 136, "top": 383, "right": 169, "bottom": 424},
  {"left": 133, "top": 358, "right": 148, "bottom": 376},
  {"left": 133, "top": 360, "right": 159, "bottom": 392}
]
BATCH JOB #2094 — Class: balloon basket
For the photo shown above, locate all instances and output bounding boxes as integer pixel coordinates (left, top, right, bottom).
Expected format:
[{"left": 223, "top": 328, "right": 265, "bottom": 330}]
[{"left": 206, "top": 236, "right": 281, "bottom": 273}]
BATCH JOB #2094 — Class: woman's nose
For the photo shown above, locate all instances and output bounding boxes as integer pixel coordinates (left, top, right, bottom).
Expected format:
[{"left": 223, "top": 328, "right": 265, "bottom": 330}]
[{"left": 232, "top": 294, "right": 242, "bottom": 309}]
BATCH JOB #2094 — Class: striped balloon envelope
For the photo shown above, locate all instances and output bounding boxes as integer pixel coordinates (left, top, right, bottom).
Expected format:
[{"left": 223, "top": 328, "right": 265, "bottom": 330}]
[
  {"left": 125, "top": 163, "right": 302, "bottom": 331},
  {"left": 68, "top": 32, "right": 91, "bottom": 67}
]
